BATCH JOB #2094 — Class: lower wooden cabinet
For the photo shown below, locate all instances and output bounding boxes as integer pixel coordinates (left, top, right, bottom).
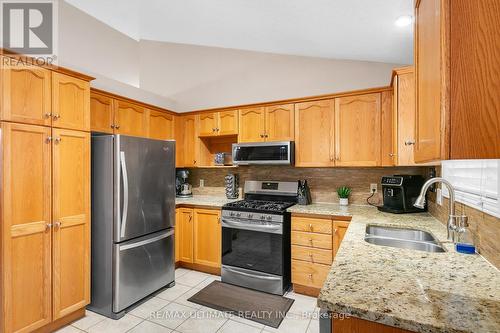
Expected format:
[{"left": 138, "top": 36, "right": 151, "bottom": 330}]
[
  {"left": 175, "top": 208, "right": 221, "bottom": 271},
  {"left": 291, "top": 215, "right": 350, "bottom": 296},
  {"left": 0, "top": 122, "right": 90, "bottom": 333}
]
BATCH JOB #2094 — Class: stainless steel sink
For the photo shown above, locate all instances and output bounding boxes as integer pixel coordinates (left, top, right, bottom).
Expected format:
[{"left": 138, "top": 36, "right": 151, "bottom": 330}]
[{"left": 364, "top": 225, "right": 446, "bottom": 253}]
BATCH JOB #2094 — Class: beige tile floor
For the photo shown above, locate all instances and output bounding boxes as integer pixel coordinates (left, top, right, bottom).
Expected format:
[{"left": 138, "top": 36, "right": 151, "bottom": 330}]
[{"left": 56, "top": 268, "right": 320, "bottom": 333}]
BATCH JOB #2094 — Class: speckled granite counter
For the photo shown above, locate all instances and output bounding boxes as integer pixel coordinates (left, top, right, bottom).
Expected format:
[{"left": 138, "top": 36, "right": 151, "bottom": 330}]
[
  {"left": 175, "top": 195, "right": 238, "bottom": 208},
  {"left": 303, "top": 204, "right": 500, "bottom": 333}
]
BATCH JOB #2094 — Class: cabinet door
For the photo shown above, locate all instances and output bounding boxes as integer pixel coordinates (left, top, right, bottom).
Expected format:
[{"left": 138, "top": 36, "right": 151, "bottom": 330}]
[
  {"left": 1, "top": 61, "right": 52, "bottom": 126},
  {"left": 414, "top": 0, "right": 444, "bottom": 162},
  {"left": 1, "top": 122, "right": 52, "bottom": 332},
  {"left": 198, "top": 112, "right": 218, "bottom": 137},
  {"left": 175, "top": 210, "right": 180, "bottom": 263},
  {"left": 218, "top": 110, "right": 238, "bottom": 136},
  {"left": 238, "top": 107, "right": 265, "bottom": 142},
  {"left": 396, "top": 72, "right": 416, "bottom": 166},
  {"left": 52, "top": 129, "right": 90, "bottom": 319},
  {"left": 148, "top": 110, "right": 174, "bottom": 140},
  {"left": 178, "top": 208, "right": 194, "bottom": 263},
  {"left": 183, "top": 115, "right": 198, "bottom": 167},
  {"left": 114, "top": 100, "right": 147, "bottom": 137},
  {"left": 265, "top": 104, "right": 294, "bottom": 141},
  {"left": 174, "top": 115, "right": 184, "bottom": 168},
  {"left": 90, "top": 92, "right": 114, "bottom": 133},
  {"left": 294, "top": 100, "right": 335, "bottom": 167},
  {"left": 193, "top": 209, "right": 221, "bottom": 268},
  {"left": 334, "top": 94, "right": 381, "bottom": 166},
  {"left": 52, "top": 73, "right": 90, "bottom": 131},
  {"left": 332, "top": 221, "right": 349, "bottom": 259}
]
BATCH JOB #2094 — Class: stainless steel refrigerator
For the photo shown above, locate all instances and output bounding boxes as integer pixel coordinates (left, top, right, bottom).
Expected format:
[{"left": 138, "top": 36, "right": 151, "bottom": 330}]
[{"left": 88, "top": 134, "right": 176, "bottom": 319}]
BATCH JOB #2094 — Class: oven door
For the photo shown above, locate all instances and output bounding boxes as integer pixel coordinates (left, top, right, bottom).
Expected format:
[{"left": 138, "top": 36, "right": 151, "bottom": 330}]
[{"left": 221, "top": 217, "right": 283, "bottom": 276}]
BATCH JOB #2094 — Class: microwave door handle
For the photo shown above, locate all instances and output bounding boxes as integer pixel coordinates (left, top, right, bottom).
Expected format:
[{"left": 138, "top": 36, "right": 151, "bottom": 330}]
[
  {"left": 120, "top": 151, "right": 129, "bottom": 238},
  {"left": 221, "top": 218, "right": 282, "bottom": 233}
]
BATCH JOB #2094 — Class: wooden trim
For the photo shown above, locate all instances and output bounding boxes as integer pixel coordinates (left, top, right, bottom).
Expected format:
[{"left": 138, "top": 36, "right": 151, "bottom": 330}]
[
  {"left": 178, "top": 262, "right": 221, "bottom": 276},
  {"left": 0, "top": 50, "right": 94, "bottom": 82},
  {"left": 439, "top": 0, "right": 451, "bottom": 161},
  {"left": 390, "top": 66, "right": 414, "bottom": 87},
  {"left": 91, "top": 88, "right": 176, "bottom": 115},
  {"left": 292, "top": 284, "right": 320, "bottom": 297},
  {"left": 33, "top": 308, "right": 85, "bottom": 333},
  {"left": 180, "top": 86, "right": 392, "bottom": 115},
  {"left": 175, "top": 204, "right": 224, "bottom": 210}
]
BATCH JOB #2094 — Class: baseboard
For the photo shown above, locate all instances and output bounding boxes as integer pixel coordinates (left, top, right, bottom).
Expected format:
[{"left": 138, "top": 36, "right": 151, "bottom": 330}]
[
  {"left": 178, "top": 261, "right": 221, "bottom": 276},
  {"left": 33, "top": 307, "right": 85, "bottom": 333},
  {"left": 293, "top": 283, "right": 320, "bottom": 297}
]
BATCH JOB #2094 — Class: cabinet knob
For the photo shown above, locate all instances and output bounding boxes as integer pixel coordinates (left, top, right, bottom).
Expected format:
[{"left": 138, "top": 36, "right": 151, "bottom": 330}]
[
  {"left": 45, "top": 223, "right": 52, "bottom": 230},
  {"left": 404, "top": 140, "right": 415, "bottom": 146},
  {"left": 265, "top": 134, "right": 268, "bottom": 138},
  {"left": 260, "top": 134, "right": 264, "bottom": 138},
  {"left": 53, "top": 114, "right": 60, "bottom": 120},
  {"left": 115, "top": 125, "right": 120, "bottom": 129},
  {"left": 309, "top": 239, "right": 313, "bottom": 244},
  {"left": 212, "top": 128, "right": 216, "bottom": 132},
  {"left": 46, "top": 136, "right": 53, "bottom": 143},
  {"left": 54, "top": 221, "right": 61, "bottom": 228},
  {"left": 309, "top": 223, "right": 313, "bottom": 231},
  {"left": 308, "top": 273, "right": 313, "bottom": 279},
  {"left": 54, "top": 137, "right": 62, "bottom": 144},
  {"left": 44, "top": 113, "right": 52, "bottom": 119},
  {"left": 193, "top": 160, "right": 197, "bottom": 164},
  {"left": 389, "top": 153, "right": 396, "bottom": 157},
  {"left": 111, "top": 124, "right": 115, "bottom": 129},
  {"left": 216, "top": 128, "right": 220, "bottom": 132}
]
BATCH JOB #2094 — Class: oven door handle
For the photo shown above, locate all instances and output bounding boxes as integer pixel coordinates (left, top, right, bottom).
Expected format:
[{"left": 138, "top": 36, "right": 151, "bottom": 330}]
[
  {"left": 224, "top": 266, "right": 282, "bottom": 281},
  {"left": 221, "top": 218, "right": 282, "bottom": 234}
]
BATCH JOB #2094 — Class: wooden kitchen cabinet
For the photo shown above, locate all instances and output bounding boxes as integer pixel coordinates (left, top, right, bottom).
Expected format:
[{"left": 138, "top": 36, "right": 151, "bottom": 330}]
[
  {"left": 334, "top": 93, "right": 381, "bottom": 166},
  {"left": 113, "top": 100, "right": 147, "bottom": 137},
  {"left": 177, "top": 208, "right": 194, "bottom": 263},
  {"left": 51, "top": 129, "right": 90, "bottom": 319},
  {"left": 218, "top": 110, "right": 239, "bottom": 136},
  {"left": 1, "top": 60, "right": 52, "bottom": 126},
  {"left": 294, "top": 100, "right": 335, "bottom": 167},
  {"left": 198, "top": 110, "right": 238, "bottom": 137},
  {"left": 193, "top": 209, "right": 221, "bottom": 269},
  {"left": 90, "top": 91, "right": 114, "bottom": 133},
  {"left": 333, "top": 221, "right": 350, "bottom": 258},
  {"left": 182, "top": 115, "right": 198, "bottom": 167},
  {"left": 198, "top": 112, "right": 219, "bottom": 136},
  {"left": 52, "top": 72, "right": 90, "bottom": 131},
  {"left": 1, "top": 122, "right": 52, "bottom": 332},
  {"left": 238, "top": 107, "right": 266, "bottom": 142},
  {"left": 265, "top": 104, "right": 294, "bottom": 141},
  {"left": 393, "top": 67, "right": 416, "bottom": 166},
  {"left": 148, "top": 109, "right": 175, "bottom": 140}
]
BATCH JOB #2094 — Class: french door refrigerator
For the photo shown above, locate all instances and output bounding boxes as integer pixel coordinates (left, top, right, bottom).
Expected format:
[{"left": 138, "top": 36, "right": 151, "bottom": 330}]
[{"left": 88, "top": 134, "right": 176, "bottom": 319}]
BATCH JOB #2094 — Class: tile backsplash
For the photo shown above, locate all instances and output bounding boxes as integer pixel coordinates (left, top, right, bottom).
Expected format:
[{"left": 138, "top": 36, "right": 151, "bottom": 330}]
[{"left": 187, "top": 166, "right": 426, "bottom": 205}]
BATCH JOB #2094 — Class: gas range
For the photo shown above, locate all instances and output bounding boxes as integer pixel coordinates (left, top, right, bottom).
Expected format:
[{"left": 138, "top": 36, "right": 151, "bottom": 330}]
[{"left": 223, "top": 200, "right": 296, "bottom": 213}]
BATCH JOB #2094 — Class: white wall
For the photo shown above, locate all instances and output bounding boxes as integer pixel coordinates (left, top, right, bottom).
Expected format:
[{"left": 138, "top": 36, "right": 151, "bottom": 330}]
[{"left": 139, "top": 40, "right": 400, "bottom": 111}]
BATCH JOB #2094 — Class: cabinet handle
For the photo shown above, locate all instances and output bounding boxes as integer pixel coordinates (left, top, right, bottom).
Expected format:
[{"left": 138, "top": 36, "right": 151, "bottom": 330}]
[
  {"left": 54, "top": 221, "right": 61, "bottom": 229},
  {"left": 111, "top": 124, "right": 115, "bottom": 129},
  {"left": 54, "top": 137, "right": 62, "bottom": 144},
  {"left": 404, "top": 140, "right": 415, "bottom": 146},
  {"left": 46, "top": 136, "right": 53, "bottom": 143},
  {"left": 53, "top": 114, "right": 60, "bottom": 120},
  {"left": 309, "top": 239, "right": 313, "bottom": 245},
  {"left": 45, "top": 223, "right": 52, "bottom": 230},
  {"left": 212, "top": 128, "right": 216, "bottom": 132},
  {"left": 260, "top": 134, "right": 264, "bottom": 138},
  {"left": 389, "top": 153, "right": 396, "bottom": 157},
  {"left": 115, "top": 125, "right": 120, "bottom": 129},
  {"left": 216, "top": 128, "right": 220, "bottom": 132},
  {"left": 193, "top": 160, "right": 197, "bottom": 164},
  {"left": 44, "top": 113, "right": 52, "bottom": 119},
  {"left": 309, "top": 223, "right": 313, "bottom": 231},
  {"left": 189, "top": 214, "right": 192, "bottom": 222},
  {"left": 334, "top": 228, "right": 338, "bottom": 234},
  {"left": 308, "top": 273, "right": 313, "bottom": 279}
]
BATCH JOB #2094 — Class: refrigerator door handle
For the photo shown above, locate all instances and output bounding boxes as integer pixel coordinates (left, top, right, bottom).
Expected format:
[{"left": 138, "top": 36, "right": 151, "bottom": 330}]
[
  {"left": 118, "top": 229, "right": 174, "bottom": 251},
  {"left": 120, "top": 151, "right": 129, "bottom": 238}
]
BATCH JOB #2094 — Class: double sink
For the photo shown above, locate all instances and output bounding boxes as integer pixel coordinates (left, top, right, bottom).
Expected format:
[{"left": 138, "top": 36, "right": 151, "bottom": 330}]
[{"left": 365, "top": 225, "right": 446, "bottom": 253}]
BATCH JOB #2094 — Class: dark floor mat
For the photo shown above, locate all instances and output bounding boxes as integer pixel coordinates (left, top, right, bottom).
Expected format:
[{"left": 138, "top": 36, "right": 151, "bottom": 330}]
[{"left": 187, "top": 281, "right": 294, "bottom": 328}]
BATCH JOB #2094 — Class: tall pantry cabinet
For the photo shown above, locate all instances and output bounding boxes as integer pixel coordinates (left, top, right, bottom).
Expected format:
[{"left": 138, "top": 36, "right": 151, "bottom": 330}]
[{"left": 0, "top": 56, "right": 93, "bottom": 333}]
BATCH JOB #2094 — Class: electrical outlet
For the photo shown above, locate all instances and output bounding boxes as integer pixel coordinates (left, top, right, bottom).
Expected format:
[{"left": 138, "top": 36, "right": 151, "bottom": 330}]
[
  {"left": 199, "top": 179, "right": 204, "bottom": 187},
  {"left": 436, "top": 188, "right": 442, "bottom": 206},
  {"left": 370, "top": 183, "right": 378, "bottom": 193}
]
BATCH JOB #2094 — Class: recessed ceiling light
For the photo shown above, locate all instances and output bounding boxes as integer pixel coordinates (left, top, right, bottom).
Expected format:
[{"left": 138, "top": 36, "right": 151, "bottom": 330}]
[{"left": 395, "top": 15, "right": 413, "bottom": 27}]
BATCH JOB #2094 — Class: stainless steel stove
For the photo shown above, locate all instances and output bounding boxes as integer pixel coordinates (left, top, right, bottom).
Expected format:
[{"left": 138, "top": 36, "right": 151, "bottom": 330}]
[{"left": 221, "top": 180, "right": 298, "bottom": 295}]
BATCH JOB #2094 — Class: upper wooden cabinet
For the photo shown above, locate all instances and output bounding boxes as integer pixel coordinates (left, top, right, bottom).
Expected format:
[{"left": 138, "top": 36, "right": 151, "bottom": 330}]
[
  {"left": 294, "top": 100, "right": 335, "bottom": 167},
  {"left": 239, "top": 107, "right": 266, "bottom": 142},
  {"left": 239, "top": 105, "right": 294, "bottom": 142},
  {"left": 265, "top": 104, "right": 295, "bottom": 141},
  {"left": 90, "top": 92, "right": 114, "bottom": 134},
  {"left": 1, "top": 61, "right": 52, "bottom": 126},
  {"left": 393, "top": 67, "right": 416, "bottom": 166},
  {"left": 52, "top": 73, "right": 90, "bottom": 131},
  {"left": 113, "top": 100, "right": 147, "bottom": 137},
  {"left": 193, "top": 209, "right": 221, "bottom": 269},
  {"left": 198, "top": 110, "right": 239, "bottom": 137},
  {"left": 183, "top": 115, "right": 198, "bottom": 167},
  {"left": 334, "top": 93, "right": 381, "bottom": 166},
  {"left": 51, "top": 129, "right": 90, "bottom": 319},
  {"left": 147, "top": 109, "right": 175, "bottom": 140}
]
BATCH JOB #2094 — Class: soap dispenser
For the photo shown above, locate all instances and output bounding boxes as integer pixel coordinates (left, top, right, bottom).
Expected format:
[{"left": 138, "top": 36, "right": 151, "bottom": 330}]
[{"left": 455, "top": 216, "right": 476, "bottom": 254}]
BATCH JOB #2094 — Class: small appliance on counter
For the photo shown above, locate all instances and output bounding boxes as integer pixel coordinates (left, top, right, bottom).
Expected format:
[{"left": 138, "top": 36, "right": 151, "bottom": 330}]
[
  {"left": 297, "top": 179, "right": 312, "bottom": 205},
  {"left": 378, "top": 175, "right": 427, "bottom": 214},
  {"left": 224, "top": 173, "right": 239, "bottom": 199},
  {"left": 214, "top": 152, "right": 233, "bottom": 166},
  {"left": 176, "top": 169, "right": 193, "bottom": 198}
]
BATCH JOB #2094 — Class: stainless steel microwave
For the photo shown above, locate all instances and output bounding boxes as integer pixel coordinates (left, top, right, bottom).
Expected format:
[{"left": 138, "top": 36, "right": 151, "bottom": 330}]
[{"left": 232, "top": 141, "right": 294, "bottom": 165}]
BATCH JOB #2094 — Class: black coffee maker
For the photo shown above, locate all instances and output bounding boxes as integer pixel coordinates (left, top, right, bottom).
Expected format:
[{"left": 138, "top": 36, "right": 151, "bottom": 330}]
[{"left": 378, "top": 175, "right": 427, "bottom": 214}]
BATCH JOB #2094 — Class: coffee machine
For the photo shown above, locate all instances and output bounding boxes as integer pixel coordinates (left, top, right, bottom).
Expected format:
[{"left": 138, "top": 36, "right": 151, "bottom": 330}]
[
  {"left": 378, "top": 175, "right": 427, "bottom": 214},
  {"left": 176, "top": 169, "right": 193, "bottom": 198}
]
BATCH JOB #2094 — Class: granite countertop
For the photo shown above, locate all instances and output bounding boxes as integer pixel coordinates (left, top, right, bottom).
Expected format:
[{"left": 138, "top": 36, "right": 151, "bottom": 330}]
[{"left": 174, "top": 196, "right": 500, "bottom": 332}]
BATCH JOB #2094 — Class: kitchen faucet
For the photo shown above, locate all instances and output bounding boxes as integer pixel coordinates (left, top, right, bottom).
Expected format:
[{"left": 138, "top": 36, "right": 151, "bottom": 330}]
[{"left": 414, "top": 177, "right": 464, "bottom": 242}]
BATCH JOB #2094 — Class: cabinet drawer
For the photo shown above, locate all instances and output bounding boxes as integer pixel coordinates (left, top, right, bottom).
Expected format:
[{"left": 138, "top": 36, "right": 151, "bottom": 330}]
[
  {"left": 292, "top": 216, "right": 332, "bottom": 234},
  {"left": 291, "top": 245, "right": 332, "bottom": 265},
  {"left": 291, "top": 260, "right": 330, "bottom": 289},
  {"left": 291, "top": 231, "right": 332, "bottom": 249}
]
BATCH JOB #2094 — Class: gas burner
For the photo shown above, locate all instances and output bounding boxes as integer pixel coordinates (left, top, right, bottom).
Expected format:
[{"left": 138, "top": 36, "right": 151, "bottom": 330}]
[{"left": 223, "top": 199, "right": 295, "bottom": 213}]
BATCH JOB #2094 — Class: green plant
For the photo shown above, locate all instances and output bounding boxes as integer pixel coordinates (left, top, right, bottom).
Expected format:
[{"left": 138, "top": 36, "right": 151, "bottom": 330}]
[{"left": 337, "top": 186, "right": 352, "bottom": 199}]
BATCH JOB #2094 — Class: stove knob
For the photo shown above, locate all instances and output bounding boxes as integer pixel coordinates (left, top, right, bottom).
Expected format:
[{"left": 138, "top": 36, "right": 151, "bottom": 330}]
[
  {"left": 229, "top": 212, "right": 235, "bottom": 217},
  {"left": 236, "top": 213, "right": 241, "bottom": 217},
  {"left": 266, "top": 216, "right": 272, "bottom": 221},
  {"left": 248, "top": 214, "right": 253, "bottom": 219},
  {"left": 260, "top": 215, "right": 266, "bottom": 220}
]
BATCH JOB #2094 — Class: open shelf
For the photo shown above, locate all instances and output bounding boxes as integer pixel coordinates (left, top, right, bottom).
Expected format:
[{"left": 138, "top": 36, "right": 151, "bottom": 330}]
[{"left": 198, "top": 135, "right": 238, "bottom": 167}]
